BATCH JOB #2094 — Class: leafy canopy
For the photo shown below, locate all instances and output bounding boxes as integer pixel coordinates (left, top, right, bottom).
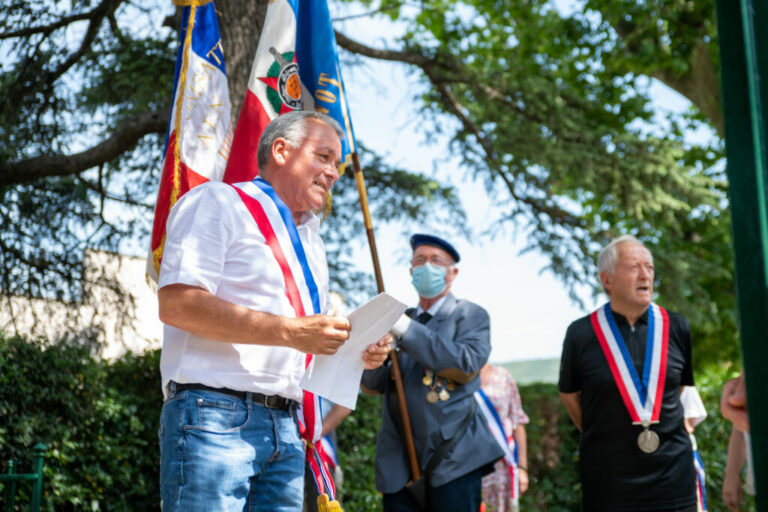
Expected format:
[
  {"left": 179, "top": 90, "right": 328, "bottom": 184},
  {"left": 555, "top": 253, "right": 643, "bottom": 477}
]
[{"left": 333, "top": 0, "right": 736, "bottom": 366}]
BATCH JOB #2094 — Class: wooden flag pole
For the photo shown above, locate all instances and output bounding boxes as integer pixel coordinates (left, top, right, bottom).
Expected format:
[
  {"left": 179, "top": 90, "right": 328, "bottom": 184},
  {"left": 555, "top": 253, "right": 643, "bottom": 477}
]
[{"left": 350, "top": 151, "right": 422, "bottom": 482}]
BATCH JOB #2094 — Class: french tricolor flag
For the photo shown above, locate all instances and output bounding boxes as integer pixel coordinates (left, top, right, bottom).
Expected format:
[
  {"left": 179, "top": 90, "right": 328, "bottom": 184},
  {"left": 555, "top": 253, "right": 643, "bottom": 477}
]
[
  {"left": 223, "top": 0, "right": 356, "bottom": 183},
  {"left": 147, "top": 0, "right": 232, "bottom": 281}
]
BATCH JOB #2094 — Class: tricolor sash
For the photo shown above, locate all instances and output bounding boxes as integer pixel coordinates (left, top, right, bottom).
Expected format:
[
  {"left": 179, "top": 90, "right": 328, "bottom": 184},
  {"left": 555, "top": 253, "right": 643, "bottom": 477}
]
[
  {"left": 319, "top": 434, "right": 338, "bottom": 471},
  {"left": 691, "top": 434, "right": 708, "bottom": 512},
  {"left": 475, "top": 389, "right": 520, "bottom": 502},
  {"left": 590, "top": 302, "right": 669, "bottom": 424},
  {"left": 231, "top": 177, "right": 335, "bottom": 499}
]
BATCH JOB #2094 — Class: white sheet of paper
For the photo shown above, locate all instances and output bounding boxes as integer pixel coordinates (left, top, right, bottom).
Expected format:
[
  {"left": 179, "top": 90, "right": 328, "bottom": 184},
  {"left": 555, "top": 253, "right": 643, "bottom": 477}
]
[{"left": 299, "top": 292, "right": 407, "bottom": 409}]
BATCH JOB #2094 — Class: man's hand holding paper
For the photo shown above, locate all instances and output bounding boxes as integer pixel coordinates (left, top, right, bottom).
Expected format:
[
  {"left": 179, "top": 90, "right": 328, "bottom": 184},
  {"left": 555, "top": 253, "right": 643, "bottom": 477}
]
[
  {"left": 300, "top": 293, "right": 407, "bottom": 409},
  {"left": 363, "top": 333, "right": 393, "bottom": 369}
]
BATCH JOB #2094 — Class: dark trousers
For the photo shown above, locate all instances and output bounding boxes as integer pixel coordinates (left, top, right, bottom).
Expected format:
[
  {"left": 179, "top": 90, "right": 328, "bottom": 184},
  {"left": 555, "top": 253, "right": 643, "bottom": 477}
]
[{"left": 382, "top": 466, "right": 484, "bottom": 512}]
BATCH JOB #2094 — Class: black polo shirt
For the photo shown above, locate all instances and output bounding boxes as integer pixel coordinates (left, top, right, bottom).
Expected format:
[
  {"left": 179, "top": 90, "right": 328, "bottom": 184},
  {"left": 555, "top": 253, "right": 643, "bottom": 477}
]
[{"left": 559, "top": 306, "right": 695, "bottom": 512}]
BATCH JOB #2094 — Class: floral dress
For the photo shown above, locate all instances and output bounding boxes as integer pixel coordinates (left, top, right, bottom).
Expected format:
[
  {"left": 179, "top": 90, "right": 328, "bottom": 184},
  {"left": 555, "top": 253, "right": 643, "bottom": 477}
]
[{"left": 480, "top": 365, "right": 529, "bottom": 512}]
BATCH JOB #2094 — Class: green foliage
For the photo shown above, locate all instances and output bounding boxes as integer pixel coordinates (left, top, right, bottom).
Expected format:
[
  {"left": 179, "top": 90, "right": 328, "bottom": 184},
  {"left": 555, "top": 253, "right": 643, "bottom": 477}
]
[
  {"left": 334, "top": 0, "right": 738, "bottom": 367},
  {"left": 0, "top": 334, "right": 162, "bottom": 511},
  {"left": 585, "top": 0, "right": 719, "bottom": 78},
  {"left": 0, "top": 0, "right": 170, "bottom": 304},
  {"left": 517, "top": 383, "right": 581, "bottom": 511},
  {"left": 335, "top": 393, "right": 383, "bottom": 510},
  {"left": 81, "top": 33, "right": 175, "bottom": 115}
]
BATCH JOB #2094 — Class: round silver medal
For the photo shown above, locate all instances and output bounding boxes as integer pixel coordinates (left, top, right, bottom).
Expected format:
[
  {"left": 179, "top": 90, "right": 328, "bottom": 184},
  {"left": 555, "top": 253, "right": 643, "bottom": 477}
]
[{"left": 637, "top": 428, "right": 660, "bottom": 453}]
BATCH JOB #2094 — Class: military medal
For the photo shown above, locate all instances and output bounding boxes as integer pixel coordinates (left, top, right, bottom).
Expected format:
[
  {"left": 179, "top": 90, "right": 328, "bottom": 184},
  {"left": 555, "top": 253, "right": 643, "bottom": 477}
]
[
  {"left": 637, "top": 421, "right": 660, "bottom": 453},
  {"left": 591, "top": 303, "right": 669, "bottom": 453},
  {"left": 424, "top": 369, "right": 441, "bottom": 403},
  {"left": 435, "top": 378, "right": 450, "bottom": 401},
  {"left": 445, "top": 380, "right": 456, "bottom": 391}
]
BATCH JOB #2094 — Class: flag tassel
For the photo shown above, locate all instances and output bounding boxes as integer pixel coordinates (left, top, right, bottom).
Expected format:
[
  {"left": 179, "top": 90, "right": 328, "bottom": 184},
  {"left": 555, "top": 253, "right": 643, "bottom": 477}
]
[{"left": 317, "top": 493, "right": 343, "bottom": 511}]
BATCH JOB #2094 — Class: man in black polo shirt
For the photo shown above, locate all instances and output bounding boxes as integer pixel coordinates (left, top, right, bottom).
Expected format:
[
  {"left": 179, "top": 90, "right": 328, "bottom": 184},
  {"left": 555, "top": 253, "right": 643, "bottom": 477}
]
[{"left": 559, "top": 235, "right": 696, "bottom": 512}]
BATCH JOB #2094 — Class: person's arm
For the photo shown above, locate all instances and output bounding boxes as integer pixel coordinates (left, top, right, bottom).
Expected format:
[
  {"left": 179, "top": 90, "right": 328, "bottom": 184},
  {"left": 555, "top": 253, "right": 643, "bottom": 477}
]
[
  {"left": 558, "top": 321, "right": 583, "bottom": 431},
  {"left": 397, "top": 302, "right": 490, "bottom": 383},
  {"left": 723, "top": 424, "right": 746, "bottom": 511},
  {"left": 559, "top": 391, "right": 582, "bottom": 431},
  {"left": 514, "top": 423, "right": 529, "bottom": 493},
  {"left": 721, "top": 371, "right": 749, "bottom": 433},
  {"left": 320, "top": 404, "right": 352, "bottom": 437},
  {"left": 158, "top": 284, "right": 350, "bottom": 354},
  {"left": 361, "top": 361, "right": 391, "bottom": 394}
]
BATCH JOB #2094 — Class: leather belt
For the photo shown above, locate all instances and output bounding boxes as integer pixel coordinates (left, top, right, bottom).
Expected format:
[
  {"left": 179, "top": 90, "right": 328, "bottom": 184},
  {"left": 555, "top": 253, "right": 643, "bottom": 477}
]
[{"left": 172, "top": 382, "right": 295, "bottom": 410}]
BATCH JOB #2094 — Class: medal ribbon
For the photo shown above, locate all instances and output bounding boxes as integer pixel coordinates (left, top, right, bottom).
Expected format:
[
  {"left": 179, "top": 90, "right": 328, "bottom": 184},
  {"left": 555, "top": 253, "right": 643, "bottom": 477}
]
[
  {"left": 590, "top": 303, "right": 669, "bottom": 423},
  {"left": 232, "top": 178, "right": 335, "bottom": 498}
]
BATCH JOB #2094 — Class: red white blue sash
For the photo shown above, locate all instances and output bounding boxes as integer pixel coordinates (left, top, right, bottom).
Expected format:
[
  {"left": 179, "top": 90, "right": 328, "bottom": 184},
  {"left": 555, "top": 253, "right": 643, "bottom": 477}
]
[
  {"left": 691, "top": 434, "right": 708, "bottom": 511},
  {"left": 475, "top": 389, "right": 519, "bottom": 502},
  {"left": 231, "top": 177, "right": 335, "bottom": 497},
  {"left": 319, "top": 434, "right": 338, "bottom": 470},
  {"left": 590, "top": 303, "right": 669, "bottom": 424}
]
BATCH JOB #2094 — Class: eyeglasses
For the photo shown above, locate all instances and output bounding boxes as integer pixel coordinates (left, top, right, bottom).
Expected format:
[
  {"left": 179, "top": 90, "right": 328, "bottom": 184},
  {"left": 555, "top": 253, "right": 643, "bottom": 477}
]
[{"left": 411, "top": 256, "right": 454, "bottom": 267}]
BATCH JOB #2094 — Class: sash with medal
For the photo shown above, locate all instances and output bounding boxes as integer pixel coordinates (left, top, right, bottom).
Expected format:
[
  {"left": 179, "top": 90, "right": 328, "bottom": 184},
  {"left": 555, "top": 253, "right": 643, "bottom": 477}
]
[
  {"left": 232, "top": 178, "right": 338, "bottom": 503},
  {"left": 590, "top": 302, "right": 669, "bottom": 453}
]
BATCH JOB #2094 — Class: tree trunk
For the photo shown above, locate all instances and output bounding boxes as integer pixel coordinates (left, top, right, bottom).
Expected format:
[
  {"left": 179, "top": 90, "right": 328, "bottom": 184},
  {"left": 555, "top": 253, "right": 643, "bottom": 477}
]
[{"left": 217, "top": 0, "right": 269, "bottom": 124}]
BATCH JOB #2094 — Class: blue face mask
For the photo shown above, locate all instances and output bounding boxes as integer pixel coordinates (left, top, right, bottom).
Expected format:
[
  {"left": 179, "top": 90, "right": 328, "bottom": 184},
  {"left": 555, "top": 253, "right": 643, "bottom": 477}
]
[{"left": 411, "top": 263, "right": 447, "bottom": 298}]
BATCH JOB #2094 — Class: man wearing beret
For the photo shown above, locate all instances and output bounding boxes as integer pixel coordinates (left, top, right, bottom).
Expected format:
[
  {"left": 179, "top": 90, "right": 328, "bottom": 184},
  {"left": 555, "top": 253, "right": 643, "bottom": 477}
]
[{"left": 361, "top": 234, "right": 503, "bottom": 512}]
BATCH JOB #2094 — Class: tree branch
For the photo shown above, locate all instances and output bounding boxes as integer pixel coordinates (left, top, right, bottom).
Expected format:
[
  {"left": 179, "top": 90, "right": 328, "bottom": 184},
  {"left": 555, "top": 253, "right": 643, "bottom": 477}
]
[
  {"left": 605, "top": 14, "right": 723, "bottom": 137},
  {"left": 335, "top": 30, "right": 432, "bottom": 67},
  {"left": 432, "top": 78, "right": 583, "bottom": 227},
  {"left": 47, "top": 0, "right": 124, "bottom": 84},
  {"left": 336, "top": 31, "right": 585, "bottom": 228},
  {"left": 649, "top": 40, "right": 723, "bottom": 137},
  {"left": 0, "top": 110, "right": 167, "bottom": 187},
  {"left": 75, "top": 175, "right": 153, "bottom": 210},
  {"left": 0, "top": 10, "right": 93, "bottom": 40}
]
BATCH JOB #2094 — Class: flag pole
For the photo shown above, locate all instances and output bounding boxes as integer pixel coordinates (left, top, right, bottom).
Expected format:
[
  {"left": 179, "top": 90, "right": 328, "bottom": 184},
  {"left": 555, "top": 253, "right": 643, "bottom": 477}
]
[{"left": 350, "top": 151, "right": 422, "bottom": 482}]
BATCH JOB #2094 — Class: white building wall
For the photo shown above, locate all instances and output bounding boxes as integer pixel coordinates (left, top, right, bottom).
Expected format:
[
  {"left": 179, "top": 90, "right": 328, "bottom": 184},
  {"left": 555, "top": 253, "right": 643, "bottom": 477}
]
[{"left": 0, "top": 250, "right": 162, "bottom": 360}]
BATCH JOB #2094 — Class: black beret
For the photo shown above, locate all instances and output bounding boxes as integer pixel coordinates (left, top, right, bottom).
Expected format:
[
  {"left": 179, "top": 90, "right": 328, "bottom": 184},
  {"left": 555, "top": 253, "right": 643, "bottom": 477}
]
[{"left": 410, "top": 233, "right": 460, "bottom": 263}]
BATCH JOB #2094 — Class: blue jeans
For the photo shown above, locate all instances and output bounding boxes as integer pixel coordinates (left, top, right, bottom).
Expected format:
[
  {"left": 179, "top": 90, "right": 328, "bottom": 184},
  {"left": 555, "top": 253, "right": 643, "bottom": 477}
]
[
  {"left": 159, "top": 385, "right": 305, "bottom": 512},
  {"left": 382, "top": 466, "right": 484, "bottom": 512}
]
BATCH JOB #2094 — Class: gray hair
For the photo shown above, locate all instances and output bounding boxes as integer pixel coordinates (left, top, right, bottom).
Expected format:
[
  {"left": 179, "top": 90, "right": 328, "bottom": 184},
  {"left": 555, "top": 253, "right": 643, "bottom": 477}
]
[
  {"left": 597, "top": 235, "right": 651, "bottom": 274},
  {"left": 257, "top": 111, "right": 343, "bottom": 170}
]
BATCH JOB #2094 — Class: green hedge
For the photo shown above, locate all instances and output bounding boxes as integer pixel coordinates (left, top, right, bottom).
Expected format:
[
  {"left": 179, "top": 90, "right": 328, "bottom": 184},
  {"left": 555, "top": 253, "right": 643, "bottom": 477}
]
[
  {"left": 0, "top": 334, "right": 756, "bottom": 511},
  {"left": 0, "top": 334, "right": 161, "bottom": 511}
]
